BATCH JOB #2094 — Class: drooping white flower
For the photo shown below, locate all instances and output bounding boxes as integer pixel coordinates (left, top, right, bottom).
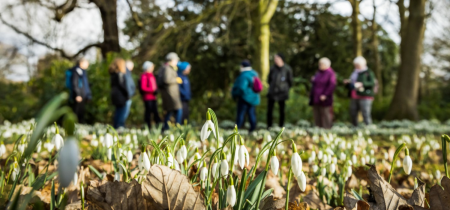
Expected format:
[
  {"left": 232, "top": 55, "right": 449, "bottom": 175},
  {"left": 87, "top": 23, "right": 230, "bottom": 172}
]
[
  {"left": 384, "top": 152, "right": 389, "bottom": 160},
  {"left": 57, "top": 138, "right": 80, "bottom": 188},
  {"left": 352, "top": 155, "right": 357, "bottom": 165},
  {"left": 361, "top": 157, "right": 366, "bottom": 166},
  {"left": 176, "top": 149, "right": 185, "bottom": 164},
  {"left": 174, "top": 159, "right": 180, "bottom": 171},
  {"left": 435, "top": 170, "right": 442, "bottom": 180},
  {"left": 317, "top": 150, "right": 323, "bottom": 160},
  {"left": 114, "top": 172, "right": 120, "bottom": 181},
  {"left": 143, "top": 152, "right": 151, "bottom": 171},
  {"left": 105, "top": 133, "right": 113, "bottom": 148},
  {"left": 310, "top": 151, "right": 316, "bottom": 160},
  {"left": 127, "top": 150, "right": 133, "bottom": 163},
  {"left": 339, "top": 152, "right": 346, "bottom": 161},
  {"left": 212, "top": 162, "right": 219, "bottom": 179},
  {"left": 51, "top": 134, "right": 63, "bottom": 151},
  {"left": 329, "top": 164, "right": 336, "bottom": 174},
  {"left": 297, "top": 170, "right": 306, "bottom": 192},
  {"left": 138, "top": 155, "right": 144, "bottom": 171},
  {"left": 321, "top": 167, "right": 326, "bottom": 177},
  {"left": 44, "top": 141, "right": 54, "bottom": 151},
  {"left": 73, "top": 172, "right": 78, "bottom": 185},
  {"left": 346, "top": 165, "right": 353, "bottom": 178},
  {"left": 0, "top": 143, "right": 7, "bottom": 157},
  {"left": 11, "top": 161, "right": 19, "bottom": 181},
  {"left": 200, "top": 165, "right": 208, "bottom": 181},
  {"left": 312, "top": 165, "right": 318, "bottom": 173},
  {"left": 220, "top": 159, "right": 229, "bottom": 178},
  {"left": 167, "top": 152, "right": 174, "bottom": 168},
  {"left": 323, "top": 154, "right": 328, "bottom": 163},
  {"left": 233, "top": 145, "right": 240, "bottom": 166},
  {"left": 291, "top": 145, "right": 302, "bottom": 177},
  {"left": 227, "top": 179, "right": 237, "bottom": 207},
  {"left": 238, "top": 145, "right": 249, "bottom": 169},
  {"left": 36, "top": 141, "right": 41, "bottom": 153},
  {"left": 200, "top": 120, "right": 216, "bottom": 141},
  {"left": 106, "top": 148, "right": 112, "bottom": 160},
  {"left": 403, "top": 155, "right": 412, "bottom": 175},
  {"left": 270, "top": 154, "right": 279, "bottom": 175}
]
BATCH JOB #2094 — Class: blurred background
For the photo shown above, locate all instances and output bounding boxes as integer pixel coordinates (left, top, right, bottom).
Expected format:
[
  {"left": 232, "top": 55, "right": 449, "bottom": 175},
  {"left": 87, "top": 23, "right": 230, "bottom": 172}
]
[{"left": 0, "top": 0, "right": 449, "bottom": 127}]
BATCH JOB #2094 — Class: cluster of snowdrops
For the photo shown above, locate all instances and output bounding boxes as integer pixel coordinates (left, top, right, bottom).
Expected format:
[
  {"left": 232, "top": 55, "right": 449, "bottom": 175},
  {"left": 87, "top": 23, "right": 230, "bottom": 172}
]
[{"left": 0, "top": 106, "right": 449, "bottom": 209}]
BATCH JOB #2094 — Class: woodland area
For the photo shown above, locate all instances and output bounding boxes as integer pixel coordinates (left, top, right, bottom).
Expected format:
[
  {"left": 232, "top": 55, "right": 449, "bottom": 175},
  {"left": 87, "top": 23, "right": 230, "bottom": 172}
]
[{"left": 0, "top": 0, "right": 448, "bottom": 125}]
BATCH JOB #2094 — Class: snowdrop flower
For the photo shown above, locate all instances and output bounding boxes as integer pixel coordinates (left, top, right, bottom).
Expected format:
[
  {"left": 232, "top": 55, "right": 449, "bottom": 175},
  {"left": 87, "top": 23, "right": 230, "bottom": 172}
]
[
  {"left": 323, "top": 154, "right": 328, "bottom": 163},
  {"left": 125, "top": 134, "right": 131, "bottom": 144},
  {"left": 188, "top": 148, "right": 201, "bottom": 167},
  {"left": 114, "top": 172, "right": 120, "bottom": 181},
  {"left": 176, "top": 142, "right": 188, "bottom": 163},
  {"left": 200, "top": 114, "right": 216, "bottom": 141},
  {"left": 384, "top": 152, "right": 389, "bottom": 160},
  {"left": 346, "top": 165, "right": 353, "bottom": 178},
  {"left": 44, "top": 140, "right": 54, "bottom": 151},
  {"left": 127, "top": 150, "right": 133, "bottom": 163},
  {"left": 321, "top": 167, "right": 326, "bottom": 177},
  {"left": 174, "top": 159, "right": 180, "bottom": 171},
  {"left": 73, "top": 172, "right": 78, "bottom": 185},
  {"left": 396, "top": 159, "right": 401, "bottom": 167},
  {"left": 200, "top": 162, "right": 208, "bottom": 181},
  {"left": 58, "top": 138, "right": 80, "bottom": 188},
  {"left": 220, "top": 155, "right": 229, "bottom": 178},
  {"left": 139, "top": 151, "right": 151, "bottom": 171},
  {"left": 310, "top": 151, "right": 316, "bottom": 161},
  {"left": 403, "top": 148, "right": 412, "bottom": 175},
  {"left": 435, "top": 170, "right": 441, "bottom": 180},
  {"left": 352, "top": 155, "right": 357, "bottom": 165},
  {"left": 312, "top": 165, "right": 318, "bottom": 173},
  {"left": 52, "top": 124, "right": 64, "bottom": 151},
  {"left": 36, "top": 141, "right": 41, "bottom": 153},
  {"left": 211, "top": 159, "right": 219, "bottom": 179},
  {"left": 91, "top": 139, "right": 99, "bottom": 147},
  {"left": 167, "top": 151, "right": 174, "bottom": 168},
  {"left": 270, "top": 151, "right": 279, "bottom": 175},
  {"left": 291, "top": 143, "right": 302, "bottom": 177},
  {"left": 106, "top": 148, "right": 112, "bottom": 160},
  {"left": 238, "top": 139, "right": 249, "bottom": 169},
  {"left": 329, "top": 164, "right": 336, "bottom": 174},
  {"left": 17, "top": 144, "right": 25, "bottom": 154},
  {"left": 317, "top": 150, "right": 323, "bottom": 160},
  {"left": 227, "top": 177, "right": 237, "bottom": 207},
  {"left": 105, "top": 132, "right": 113, "bottom": 148},
  {"left": 297, "top": 170, "right": 306, "bottom": 192},
  {"left": 0, "top": 142, "right": 7, "bottom": 157},
  {"left": 332, "top": 156, "right": 337, "bottom": 164},
  {"left": 339, "top": 152, "right": 346, "bottom": 161},
  {"left": 170, "top": 134, "right": 175, "bottom": 142},
  {"left": 233, "top": 145, "right": 240, "bottom": 166},
  {"left": 11, "top": 160, "right": 19, "bottom": 181}
]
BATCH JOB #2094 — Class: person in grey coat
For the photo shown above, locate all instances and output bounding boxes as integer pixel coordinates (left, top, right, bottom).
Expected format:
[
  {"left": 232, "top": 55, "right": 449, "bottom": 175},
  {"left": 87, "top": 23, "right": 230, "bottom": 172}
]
[
  {"left": 158, "top": 52, "right": 182, "bottom": 130},
  {"left": 267, "top": 53, "right": 293, "bottom": 128}
]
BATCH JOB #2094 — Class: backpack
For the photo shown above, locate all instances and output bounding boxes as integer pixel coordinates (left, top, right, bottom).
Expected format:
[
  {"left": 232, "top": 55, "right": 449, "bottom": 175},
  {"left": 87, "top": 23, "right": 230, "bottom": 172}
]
[
  {"left": 156, "top": 67, "right": 166, "bottom": 90},
  {"left": 253, "top": 76, "right": 263, "bottom": 93},
  {"left": 65, "top": 68, "right": 83, "bottom": 99}
]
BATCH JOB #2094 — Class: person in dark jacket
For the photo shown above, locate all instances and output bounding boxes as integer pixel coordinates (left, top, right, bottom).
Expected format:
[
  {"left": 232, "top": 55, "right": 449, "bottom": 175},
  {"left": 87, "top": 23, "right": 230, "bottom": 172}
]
[
  {"left": 123, "top": 60, "right": 136, "bottom": 126},
  {"left": 140, "top": 61, "right": 161, "bottom": 129},
  {"left": 232, "top": 60, "right": 261, "bottom": 132},
  {"left": 158, "top": 52, "right": 182, "bottom": 130},
  {"left": 109, "top": 58, "right": 130, "bottom": 129},
  {"left": 177, "top": 61, "right": 192, "bottom": 123},
  {"left": 267, "top": 53, "right": 293, "bottom": 128},
  {"left": 309, "top": 57, "right": 336, "bottom": 129},
  {"left": 71, "top": 58, "right": 92, "bottom": 124},
  {"left": 344, "top": 56, "right": 376, "bottom": 126}
]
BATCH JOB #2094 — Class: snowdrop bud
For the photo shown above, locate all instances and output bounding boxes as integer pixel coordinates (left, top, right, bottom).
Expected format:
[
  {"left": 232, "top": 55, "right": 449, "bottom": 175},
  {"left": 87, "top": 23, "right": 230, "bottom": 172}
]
[
  {"left": 361, "top": 156, "right": 366, "bottom": 165},
  {"left": 370, "top": 150, "right": 374, "bottom": 155},
  {"left": 321, "top": 168, "right": 326, "bottom": 177},
  {"left": 227, "top": 178, "right": 237, "bottom": 207},
  {"left": 340, "top": 152, "right": 346, "bottom": 161},
  {"left": 297, "top": 170, "right": 307, "bottom": 192},
  {"left": 73, "top": 172, "right": 78, "bottom": 185},
  {"left": 414, "top": 177, "right": 418, "bottom": 189},
  {"left": 270, "top": 152, "right": 279, "bottom": 175},
  {"left": 52, "top": 134, "right": 64, "bottom": 151},
  {"left": 435, "top": 170, "right": 441, "bottom": 180},
  {"left": 200, "top": 117, "right": 216, "bottom": 141},
  {"left": 312, "top": 165, "right": 318, "bottom": 173},
  {"left": 233, "top": 145, "right": 240, "bottom": 166},
  {"left": 142, "top": 152, "right": 151, "bottom": 171},
  {"left": 36, "top": 141, "right": 41, "bottom": 153},
  {"left": 200, "top": 163, "right": 208, "bottom": 181},
  {"left": 291, "top": 147, "right": 302, "bottom": 177},
  {"left": 396, "top": 159, "right": 401, "bottom": 167},
  {"left": 212, "top": 162, "right": 219, "bottom": 179},
  {"left": 106, "top": 148, "right": 112, "bottom": 160},
  {"left": 332, "top": 156, "right": 337, "bottom": 164},
  {"left": 105, "top": 133, "right": 113, "bottom": 148},
  {"left": 323, "top": 154, "right": 328, "bottom": 164},
  {"left": 310, "top": 151, "right": 316, "bottom": 160},
  {"left": 347, "top": 165, "right": 353, "bottom": 178},
  {"left": 317, "top": 150, "right": 323, "bottom": 160},
  {"left": 11, "top": 161, "right": 19, "bottom": 181},
  {"left": 127, "top": 150, "right": 133, "bottom": 163},
  {"left": 170, "top": 134, "right": 174, "bottom": 142},
  {"left": 329, "top": 164, "right": 336, "bottom": 174},
  {"left": 403, "top": 148, "right": 412, "bottom": 175},
  {"left": 0, "top": 142, "right": 6, "bottom": 157},
  {"left": 176, "top": 149, "right": 185, "bottom": 164},
  {"left": 352, "top": 155, "right": 357, "bottom": 165},
  {"left": 238, "top": 144, "right": 249, "bottom": 169},
  {"left": 114, "top": 172, "right": 120, "bottom": 181},
  {"left": 58, "top": 139, "right": 80, "bottom": 188},
  {"left": 220, "top": 157, "right": 229, "bottom": 178},
  {"left": 384, "top": 152, "right": 389, "bottom": 160}
]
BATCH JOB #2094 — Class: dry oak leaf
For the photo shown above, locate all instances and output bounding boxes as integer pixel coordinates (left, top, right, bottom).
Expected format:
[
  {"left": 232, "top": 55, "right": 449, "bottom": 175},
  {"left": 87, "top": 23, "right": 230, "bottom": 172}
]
[
  {"left": 343, "top": 193, "right": 370, "bottom": 210},
  {"left": 426, "top": 176, "right": 450, "bottom": 210},
  {"left": 302, "top": 190, "right": 333, "bottom": 210},
  {"left": 259, "top": 195, "right": 310, "bottom": 210},
  {"left": 366, "top": 165, "right": 426, "bottom": 210},
  {"left": 265, "top": 170, "right": 286, "bottom": 199},
  {"left": 142, "top": 164, "right": 206, "bottom": 210}
]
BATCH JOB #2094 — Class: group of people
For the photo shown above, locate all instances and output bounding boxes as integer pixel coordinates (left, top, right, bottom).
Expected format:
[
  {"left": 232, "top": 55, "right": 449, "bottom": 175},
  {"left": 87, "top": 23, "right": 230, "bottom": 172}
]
[
  {"left": 67, "top": 53, "right": 192, "bottom": 130},
  {"left": 66, "top": 53, "right": 376, "bottom": 131},
  {"left": 231, "top": 54, "right": 376, "bottom": 131}
]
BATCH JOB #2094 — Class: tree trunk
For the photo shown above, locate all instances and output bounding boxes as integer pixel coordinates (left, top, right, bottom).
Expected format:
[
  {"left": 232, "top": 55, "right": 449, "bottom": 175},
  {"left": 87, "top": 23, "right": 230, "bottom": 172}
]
[
  {"left": 350, "top": 0, "right": 362, "bottom": 57},
  {"left": 253, "top": 0, "right": 278, "bottom": 82},
  {"left": 371, "top": 2, "right": 383, "bottom": 98},
  {"left": 92, "top": 0, "right": 121, "bottom": 58},
  {"left": 386, "top": 0, "right": 426, "bottom": 120}
]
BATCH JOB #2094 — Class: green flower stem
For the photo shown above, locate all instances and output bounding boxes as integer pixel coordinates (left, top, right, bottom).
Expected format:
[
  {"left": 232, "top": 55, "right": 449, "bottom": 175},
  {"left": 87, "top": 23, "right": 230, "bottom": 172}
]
[
  {"left": 442, "top": 135, "right": 450, "bottom": 178},
  {"left": 255, "top": 128, "right": 284, "bottom": 210},
  {"left": 388, "top": 143, "right": 406, "bottom": 183},
  {"left": 285, "top": 167, "right": 293, "bottom": 210}
]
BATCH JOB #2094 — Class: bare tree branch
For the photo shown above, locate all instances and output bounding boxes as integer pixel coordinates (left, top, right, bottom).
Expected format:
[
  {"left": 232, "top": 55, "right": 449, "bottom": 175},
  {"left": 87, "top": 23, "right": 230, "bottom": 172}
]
[
  {"left": 54, "top": 0, "right": 78, "bottom": 22},
  {"left": 126, "top": 0, "right": 143, "bottom": 28},
  {"left": 0, "top": 14, "right": 101, "bottom": 60}
]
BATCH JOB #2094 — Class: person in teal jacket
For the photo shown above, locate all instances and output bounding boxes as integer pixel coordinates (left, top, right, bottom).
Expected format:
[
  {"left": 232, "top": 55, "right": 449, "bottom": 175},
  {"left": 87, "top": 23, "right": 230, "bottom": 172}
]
[{"left": 232, "top": 60, "right": 260, "bottom": 131}]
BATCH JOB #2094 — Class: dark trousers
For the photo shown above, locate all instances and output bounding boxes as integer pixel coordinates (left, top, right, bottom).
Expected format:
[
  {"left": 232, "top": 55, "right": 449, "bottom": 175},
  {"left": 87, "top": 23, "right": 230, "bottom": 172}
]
[
  {"left": 236, "top": 99, "right": 257, "bottom": 131},
  {"left": 267, "top": 99, "right": 285, "bottom": 128},
  {"left": 144, "top": 100, "right": 161, "bottom": 129},
  {"left": 181, "top": 101, "right": 189, "bottom": 124},
  {"left": 313, "top": 106, "right": 333, "bottom": 129},
  {"left": 72, "top": 100, "right": 86, "bottom": 124},
  {"left": 349, "top": 99, "right": 373, "bottom": 126},
  {"left": 163, "top": 109, "right": 182, "bottom": 130}
]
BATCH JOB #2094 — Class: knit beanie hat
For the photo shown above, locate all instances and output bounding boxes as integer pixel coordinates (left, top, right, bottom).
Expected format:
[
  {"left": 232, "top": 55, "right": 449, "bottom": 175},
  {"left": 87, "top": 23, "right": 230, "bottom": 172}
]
[
  {"left": 142, "top": 61, "right": 154, "bottom": 71},
  {"left": 177, "top": 61, "right": 190, "bottom": 72},
  {"left": 241, "top": 60, "right": 251, "bottom": 68}
]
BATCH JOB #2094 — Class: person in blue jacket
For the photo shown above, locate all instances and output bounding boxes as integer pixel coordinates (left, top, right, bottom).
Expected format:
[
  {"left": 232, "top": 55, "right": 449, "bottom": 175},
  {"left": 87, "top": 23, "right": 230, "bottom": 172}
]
[
  {"left": 177, "top": 61, "right": 192, "bottom": 123},
  {"left": 232, "top": 60, "right": 260, "bottom": 131},
  {"left": 71, "top": 58, "right": 92, "bottom": 124}
]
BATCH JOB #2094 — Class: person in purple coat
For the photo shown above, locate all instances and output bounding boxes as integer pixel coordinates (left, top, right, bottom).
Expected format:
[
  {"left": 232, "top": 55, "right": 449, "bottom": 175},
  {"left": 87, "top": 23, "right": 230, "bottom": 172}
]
[{"left": 309, "top": 57, "right": 336, "bottom": 129}]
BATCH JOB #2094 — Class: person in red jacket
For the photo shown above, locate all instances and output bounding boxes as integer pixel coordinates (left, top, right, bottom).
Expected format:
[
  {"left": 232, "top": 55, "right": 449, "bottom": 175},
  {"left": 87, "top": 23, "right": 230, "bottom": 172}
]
[{"left": 140, "top": 61, "right": 161, "bottom": 129}]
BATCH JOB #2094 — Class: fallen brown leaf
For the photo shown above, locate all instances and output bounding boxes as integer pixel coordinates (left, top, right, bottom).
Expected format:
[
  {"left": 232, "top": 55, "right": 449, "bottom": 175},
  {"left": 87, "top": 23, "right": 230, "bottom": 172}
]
[
  {"left": 259, "top": 196, "right": 310, "bottom": 210},
  {"left": 427, "top": 176, "right": 450, "bottom": 210},
  {"left": 265, "top": 170, "right": 286, "bottom": 199},
  {"left": 302, "top": 190, "right": 333, "bottom": 210}
]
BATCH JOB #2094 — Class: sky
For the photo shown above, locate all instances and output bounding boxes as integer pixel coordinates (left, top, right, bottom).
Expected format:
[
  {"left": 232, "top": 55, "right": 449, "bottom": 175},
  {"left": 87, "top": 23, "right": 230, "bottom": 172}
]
[{"left": 0, "top": 0, "right": 444, "bottom": 81}]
